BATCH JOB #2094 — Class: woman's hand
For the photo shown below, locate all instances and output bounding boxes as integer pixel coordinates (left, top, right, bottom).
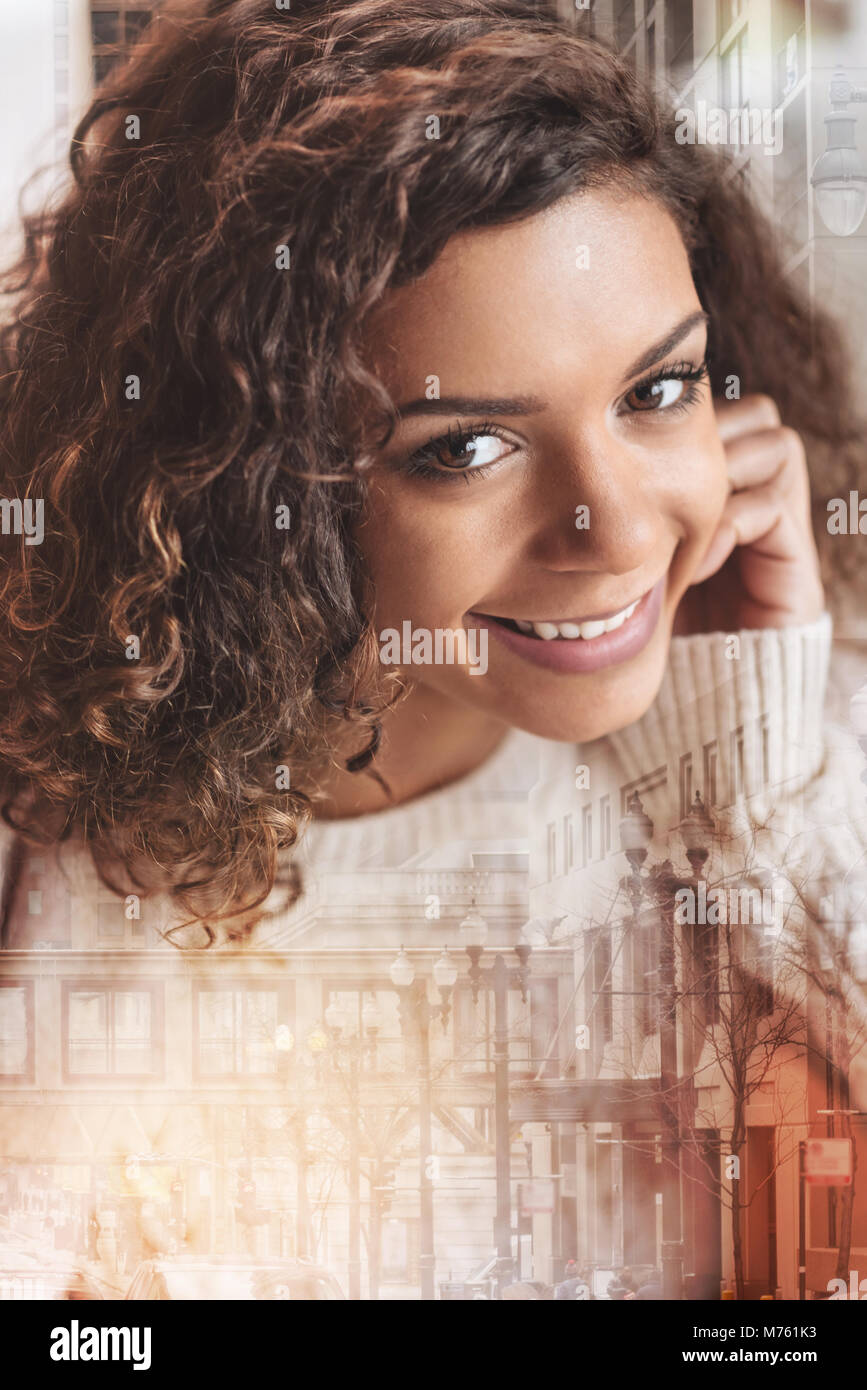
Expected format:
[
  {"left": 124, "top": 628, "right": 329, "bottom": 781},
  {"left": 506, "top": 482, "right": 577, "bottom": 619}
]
[{"left": 672, "top": 394, "right": 826, "bottom": 637}]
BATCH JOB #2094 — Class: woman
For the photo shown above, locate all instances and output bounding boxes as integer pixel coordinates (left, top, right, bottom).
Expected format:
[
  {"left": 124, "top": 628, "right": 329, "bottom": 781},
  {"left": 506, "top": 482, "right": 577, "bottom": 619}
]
[{"left": 0, "top": 0, "right": 865, "bottom": 1295}]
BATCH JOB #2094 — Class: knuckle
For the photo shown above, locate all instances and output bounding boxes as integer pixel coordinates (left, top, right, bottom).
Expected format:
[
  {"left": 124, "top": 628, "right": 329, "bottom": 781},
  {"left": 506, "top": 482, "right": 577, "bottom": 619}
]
[
  {"left": 778, "top": 424, "right": 804, "bottom": 457},
  {"left": 756, "top": 427, "right": 802, "bottom": 479},
  {"left": 746, "top": 392, "right": 781, "bottom": 426},
  {"left": 767, "top": 472, "right": 788, "bottom": 503}
]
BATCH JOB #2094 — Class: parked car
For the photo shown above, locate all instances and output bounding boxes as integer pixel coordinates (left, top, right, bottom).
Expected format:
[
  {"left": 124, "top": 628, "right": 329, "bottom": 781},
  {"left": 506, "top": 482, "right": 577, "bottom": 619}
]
[
  {"left": 440, "top": 1255, "right": 536, "bottom": 1300},
  {"left": 592, "top": 1264, "right": 659, "bottom": 1300},
  {"left": 124, "top": 1255, "right": 345, "bottom": 1300},
  {"left": 444, "top": 1254, "right": 498, "bottom": 1300},
  {"left": 0, "top": 1259, "right": 104, "bottom": 1300}
]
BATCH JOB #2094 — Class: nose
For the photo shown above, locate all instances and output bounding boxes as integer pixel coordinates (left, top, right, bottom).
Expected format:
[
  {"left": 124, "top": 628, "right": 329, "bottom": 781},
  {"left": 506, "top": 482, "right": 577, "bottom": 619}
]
[{"left": 524, "top": 427, "right": 661, "bottom": 577}]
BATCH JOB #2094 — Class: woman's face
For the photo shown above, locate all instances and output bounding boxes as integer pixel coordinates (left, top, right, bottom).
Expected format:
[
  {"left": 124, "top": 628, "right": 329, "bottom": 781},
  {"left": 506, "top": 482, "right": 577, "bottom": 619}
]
[{"left": 355, "top": 187, "right": 729, "bottom": 744}]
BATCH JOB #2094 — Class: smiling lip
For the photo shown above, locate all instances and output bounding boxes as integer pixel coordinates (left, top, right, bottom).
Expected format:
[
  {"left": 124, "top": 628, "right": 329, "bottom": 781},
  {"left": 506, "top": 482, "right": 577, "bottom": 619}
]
[{"left": 466, "top": 577, "right": 666, "bottom": 674}]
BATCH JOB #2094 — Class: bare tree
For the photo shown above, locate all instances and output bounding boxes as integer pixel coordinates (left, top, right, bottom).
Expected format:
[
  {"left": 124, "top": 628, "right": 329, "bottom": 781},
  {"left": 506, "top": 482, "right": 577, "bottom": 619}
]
[
  {"left": 779, "top": 869, "right": 867, "bottom": 1284},
  {"left": 675, "top": 867, "right": 809, "bottom": 1301},
  {"left": 550, "top": 809, "right": 813, "bottom": 1300}
]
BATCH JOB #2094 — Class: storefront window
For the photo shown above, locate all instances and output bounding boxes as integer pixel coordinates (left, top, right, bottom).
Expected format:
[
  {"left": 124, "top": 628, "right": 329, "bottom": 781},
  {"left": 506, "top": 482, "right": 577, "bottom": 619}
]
[
  {"left": 64, "top": 982, "right": 160, "bottom": 1077},
  {"left": 196, "top": 985, "right": 290, "bottom": 1077},
  {"left": 0, "top": 985, "right": 31, "bottom": 1077}
]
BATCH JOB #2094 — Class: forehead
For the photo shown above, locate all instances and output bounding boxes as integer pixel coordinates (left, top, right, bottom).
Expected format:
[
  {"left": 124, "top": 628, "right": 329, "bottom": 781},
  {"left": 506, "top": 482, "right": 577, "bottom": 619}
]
[{"left": 363, "top": 188, "right": 700, "bottom": 398}]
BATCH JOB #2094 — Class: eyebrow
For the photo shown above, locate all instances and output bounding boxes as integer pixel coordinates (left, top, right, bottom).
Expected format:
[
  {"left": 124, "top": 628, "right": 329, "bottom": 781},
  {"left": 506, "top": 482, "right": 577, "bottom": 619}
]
[
  {"left": 619, "top": 309, "right": 709, "bottom": 384},
  {"left": 391, "top": 309, "right": 710, "bottom": 419}
]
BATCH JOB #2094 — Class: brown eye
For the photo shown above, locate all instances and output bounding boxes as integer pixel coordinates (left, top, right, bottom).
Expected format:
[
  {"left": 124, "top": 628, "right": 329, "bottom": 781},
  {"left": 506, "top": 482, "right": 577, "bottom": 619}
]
[
  {"left": 625, "top": 377, "right": 688, "bottom": 412},
  {"left": 401, "top": 422, "right": 518, "bottom": 482},
  {"left": 433, "top": 433, "right": 511, "bottom": 470}
]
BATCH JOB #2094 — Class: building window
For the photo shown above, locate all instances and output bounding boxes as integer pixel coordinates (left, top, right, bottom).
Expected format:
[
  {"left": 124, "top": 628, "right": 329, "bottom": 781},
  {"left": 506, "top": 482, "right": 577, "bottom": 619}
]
[
  {"left": 620, "top": 767, "right": 668, "bottom": 816},
  {"left": 17, "top": 851, "right": 71, "bottom": 945},
  {"left": 679, "top": 753, "right": 694, "bottom": 822},
  {"left": 665, "top": 0, "right": 694, "bottom": 76},
  {"left": 636, "top": 930, "right": 658, "bottom": 1038},
  {"left": 195, "top": 983, "right": 292, "bottom": 1078},
  {"left": 718, "top": 0, "right": 746, "bottom": 38},
  {"left": 381, "top": 1218, "right": 420, "bottom": 1284},
  {"left": 530, "top": 977, "right": 560, "bottom": 1078},
  {"left": 97, "top": 903, "right": 124, "bottom": 940},
  {"left": 743, "top": 928, "right": 774, "bottom": 1018},
  {"left": 721, "top": 27, "right": 749, "bottom": 154},
  {"left": 646, "top": 21, "right": 656, "bottom": 82},
  {"left": 598, "top": 795, "right": 612, "bottom": 861},
  {"left": 321, "top": 983, "right": 404, "bottom": 1071},
  {"left": 0, "top": 983, "right": 34, "bottom": 1080},
  {"left": 91, "top": 4, "right": 157, "bottom": 86},
  {"left": 729, "top": 726, "right": 745, "bottom": 802},
  {"left": 773, "top": 86, "right": 808, "bottom": 249},
  {"left": 774, "top": 21, "right": 804, "bottom": 106},
  {"left": 760, "top": 716, "right": 771, "bottom": 786},
  {"left": 97, "top": 899, "right": 146, "bottom": 941},
  {"left": 591, "top": 931, "right": 613, "bottom": 1046},
  {"left": 615, "top": 0, "right": 636, "bottom": 49},
  {"left": 63, "top": 981, "right": 162, "bottom": 1079},
  {"left": 454, "top": 980, "right": 553, "bottom": 1074},
  {"left": 571, "top": 0, "right": 595, "bottom": 38},
  {"left": 54, "top": 0, "right": 70, "bottom": 157},
  {"left": 703, "top": 741, "right": 719, "bottom": 807},
  {"left": 692, "top": 924, "right": 720, "bottom": 1026},
  {"left": 546, "top": 822, "right": 557, "bottom": 880},
  {"left": 582, "top": 805, "right": 593, "bottom": 867},
  {"left": 564, "top": 814, "right": 574, "bottom": 874}
]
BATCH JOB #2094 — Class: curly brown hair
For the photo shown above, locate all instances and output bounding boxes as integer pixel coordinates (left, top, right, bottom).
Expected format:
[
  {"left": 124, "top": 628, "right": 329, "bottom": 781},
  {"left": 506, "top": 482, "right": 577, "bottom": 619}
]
[{"left": 0, "top": 0, "right": 863, "bottom": 942}]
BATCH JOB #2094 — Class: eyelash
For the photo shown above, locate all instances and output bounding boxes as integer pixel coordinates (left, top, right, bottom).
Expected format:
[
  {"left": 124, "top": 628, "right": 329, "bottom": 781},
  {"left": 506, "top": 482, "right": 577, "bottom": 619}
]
[{"left": 400, "top": 357, "right": 711, "bottom": 484}]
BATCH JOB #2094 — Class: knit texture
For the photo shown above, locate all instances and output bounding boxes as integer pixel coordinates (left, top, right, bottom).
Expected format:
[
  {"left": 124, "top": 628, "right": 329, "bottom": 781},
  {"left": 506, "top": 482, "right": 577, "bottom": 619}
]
[
  {"left": 2, "top": 613, "right": 866, "bottom": 951},
  {"left": 293, "top": 612, "right": 865, "bottom": 883}
]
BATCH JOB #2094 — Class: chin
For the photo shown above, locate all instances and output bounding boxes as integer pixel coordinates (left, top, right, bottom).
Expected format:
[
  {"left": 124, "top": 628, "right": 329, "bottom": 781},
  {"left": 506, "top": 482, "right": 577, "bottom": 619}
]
[{"left": 481, "top": 625, "right": 672, "bottom": 744}]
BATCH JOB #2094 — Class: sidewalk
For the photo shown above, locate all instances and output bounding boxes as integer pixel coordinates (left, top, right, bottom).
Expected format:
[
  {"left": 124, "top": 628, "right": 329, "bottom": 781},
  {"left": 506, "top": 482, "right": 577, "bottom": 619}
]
[
  {"left": 80, "top": 1254, "right": 129, "bottom": 1299},
  {"left": 1, "top": 1213, "right": 127, "bottom": 1299}
]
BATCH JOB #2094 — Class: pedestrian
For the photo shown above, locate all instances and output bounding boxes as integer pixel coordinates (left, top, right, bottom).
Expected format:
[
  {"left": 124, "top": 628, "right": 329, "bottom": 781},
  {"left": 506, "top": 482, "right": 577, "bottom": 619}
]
[
  {"left": 608, "top": 1267, "right": 638, "bottom": 1300},
  {"left": 554, "top": 1261, "right": 591, "bottom": 1300},
  {"left": 526, "top": 1280, "right": 554, "bottom": 1300},
  {"left": 86, "top": 1211, "right": 100, "bottom": 1263},
  {"left": 502, "top": 1281, "right": 541, "bottom": 1300},
  {"left": 635, "top": 1269, "right": 664, "bottom": 1300}
]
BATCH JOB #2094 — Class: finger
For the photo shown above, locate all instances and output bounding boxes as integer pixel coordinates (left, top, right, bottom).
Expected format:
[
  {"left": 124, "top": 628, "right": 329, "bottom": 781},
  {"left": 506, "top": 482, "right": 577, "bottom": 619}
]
[
  {"left": 724, "top": 426, "right": 808, "bottom": 499},
  {"left": 690, "top": 480, "right": 801, "bottom": 584},
  {"left": 713, "top": 392, "right": 781, "bottom": 442},
  {"left": 691, "top": 520, "right": 738, "bottom": 586}
]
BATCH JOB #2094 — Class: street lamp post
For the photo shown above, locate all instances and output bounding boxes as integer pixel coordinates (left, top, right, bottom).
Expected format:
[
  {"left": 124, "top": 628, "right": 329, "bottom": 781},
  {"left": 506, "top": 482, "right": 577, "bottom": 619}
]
[
  {"left": 275, "top": 1024, "right": 328, "bottom": 1263},
  {"left": 619, "top": 789, "right": 713, "bottom": 1301},
  {"left": 460, "top": 905, "right": 532, "bottom": 1298},
  {"left": 323, "top": 994, "right": 382, "bottom": 1301},
  {"left": 811, "top": 66, "right": 867, "bottom": 237},
  {"left": 388, "top": 947, "right": 457, "bottom": 1302},
  {"left": 294, "top": 1113, "right": 310, "bottom": 1259}
]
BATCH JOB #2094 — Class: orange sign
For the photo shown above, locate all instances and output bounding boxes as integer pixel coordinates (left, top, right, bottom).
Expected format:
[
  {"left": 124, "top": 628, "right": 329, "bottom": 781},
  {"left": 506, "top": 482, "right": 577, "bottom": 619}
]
[{"left": 805, "top": 1139, "right": 853, "bottom": 1186}]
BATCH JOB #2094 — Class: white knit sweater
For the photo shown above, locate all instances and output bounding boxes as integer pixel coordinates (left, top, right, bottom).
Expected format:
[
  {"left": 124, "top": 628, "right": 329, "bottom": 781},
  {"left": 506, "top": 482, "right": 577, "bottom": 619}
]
[
  {"left": 288, "top": 612, "right": 867, "bottom": 887},
  {"left": 271, "top": 613, "right": 867, "bottom": 1116},
  {"left": 2, "top": 615, "right": 867, "bottom": 979}
]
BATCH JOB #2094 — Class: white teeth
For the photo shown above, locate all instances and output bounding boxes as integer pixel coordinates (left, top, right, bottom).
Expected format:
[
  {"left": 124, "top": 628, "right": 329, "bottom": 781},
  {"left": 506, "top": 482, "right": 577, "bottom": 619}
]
[{"left": 522, "top": 597, "right": 641, "bottom": 641}]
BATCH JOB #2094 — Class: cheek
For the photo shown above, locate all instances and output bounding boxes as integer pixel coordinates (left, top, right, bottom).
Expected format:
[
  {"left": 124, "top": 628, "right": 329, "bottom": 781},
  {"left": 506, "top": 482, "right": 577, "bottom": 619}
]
[
  {"left": 662, "top": 430, "right": 729, "bottom": 541},
  {"left": 355, "top": 486, "right": 503, "bottom": 623}
]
